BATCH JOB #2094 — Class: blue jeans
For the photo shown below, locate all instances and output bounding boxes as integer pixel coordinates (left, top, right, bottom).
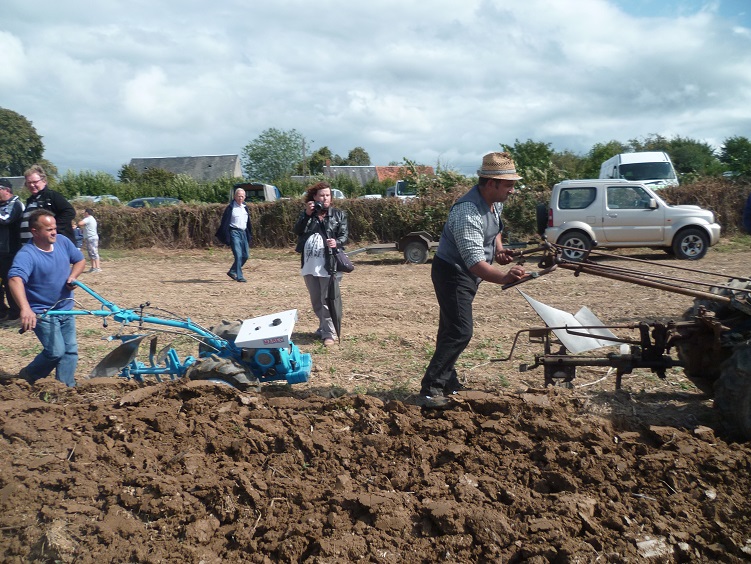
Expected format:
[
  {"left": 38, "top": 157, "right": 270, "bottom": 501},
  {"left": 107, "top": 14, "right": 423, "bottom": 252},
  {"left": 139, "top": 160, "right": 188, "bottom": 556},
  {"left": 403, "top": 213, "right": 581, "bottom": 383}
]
[
  {"left": 229, "top": 229, "right": 249, "bottom": 281},
  {"left": 27, "top": 316, "right": 78, "bottom": 387}
]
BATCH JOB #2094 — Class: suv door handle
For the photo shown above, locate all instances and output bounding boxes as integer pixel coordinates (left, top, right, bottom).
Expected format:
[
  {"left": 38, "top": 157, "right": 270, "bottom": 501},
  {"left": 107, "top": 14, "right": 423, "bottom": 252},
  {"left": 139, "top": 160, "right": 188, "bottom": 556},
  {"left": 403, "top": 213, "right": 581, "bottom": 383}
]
[{"left": 607, "top": 213, "right": 618, "bottom": 218}]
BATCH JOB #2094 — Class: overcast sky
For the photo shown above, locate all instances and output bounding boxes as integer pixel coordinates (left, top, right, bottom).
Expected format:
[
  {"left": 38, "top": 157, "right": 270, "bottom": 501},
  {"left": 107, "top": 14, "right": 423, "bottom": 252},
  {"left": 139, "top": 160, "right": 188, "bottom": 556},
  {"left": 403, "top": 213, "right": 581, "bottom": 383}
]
[{"left": 1, "top": 0, "right": 749, "bottom": 178}]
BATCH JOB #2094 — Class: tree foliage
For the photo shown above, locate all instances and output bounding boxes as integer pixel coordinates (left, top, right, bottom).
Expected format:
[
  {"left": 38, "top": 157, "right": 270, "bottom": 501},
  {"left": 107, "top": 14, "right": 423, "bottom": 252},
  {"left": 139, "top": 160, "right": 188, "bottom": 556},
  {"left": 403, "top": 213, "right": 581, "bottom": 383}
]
[
  {"left": 345, "top": 147, "right": 371, "bottom": 166},
  {"left": 584, "top": 140, "right": 629, "bottom": 177},
  {"left": 0, "top": 107, "right": 45, "bottom": 176},
  {"left": 502, "top": 139, "right": 563, "bottom": 190},
  {"left": 719, "top": 136, "right": 751, "bottom": 178},
  {"left": 241, "top": 128, "right": 304, "bottom": 183}
]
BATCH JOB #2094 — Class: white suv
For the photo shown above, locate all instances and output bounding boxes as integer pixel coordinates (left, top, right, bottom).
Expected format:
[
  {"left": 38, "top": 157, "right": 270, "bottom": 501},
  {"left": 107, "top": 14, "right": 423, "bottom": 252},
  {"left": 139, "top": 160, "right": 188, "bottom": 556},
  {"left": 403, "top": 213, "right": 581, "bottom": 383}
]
[{"left": 542, "top": 179, "right": 721, "bottom": 260}]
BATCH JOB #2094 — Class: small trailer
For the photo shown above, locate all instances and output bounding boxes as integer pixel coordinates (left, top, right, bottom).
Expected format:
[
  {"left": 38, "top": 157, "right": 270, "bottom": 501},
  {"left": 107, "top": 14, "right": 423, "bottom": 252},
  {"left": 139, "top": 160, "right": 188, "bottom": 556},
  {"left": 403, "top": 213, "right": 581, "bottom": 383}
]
[
  {"left": 347, "top": 231, "right": 529, "bottom": 264},
  {"left": 348, "top": 231, "right": 438, "bottom": 264}
]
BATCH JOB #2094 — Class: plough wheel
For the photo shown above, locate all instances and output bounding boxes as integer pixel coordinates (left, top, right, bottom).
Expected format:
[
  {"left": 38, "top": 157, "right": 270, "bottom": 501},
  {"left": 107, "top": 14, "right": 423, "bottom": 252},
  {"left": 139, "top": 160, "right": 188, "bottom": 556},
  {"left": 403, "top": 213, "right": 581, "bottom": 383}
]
[
  {"left": 199, "top": 320, "right": 243, "bottom": 355},
  {"left": 677, "top": 278, "right": 751, "bottom": 388},
  {"left": 187, "top": 355, "right": 260, "bottom": 392},
  {"left": 713, "top": 343, "right": 751, "bottom": 441}
]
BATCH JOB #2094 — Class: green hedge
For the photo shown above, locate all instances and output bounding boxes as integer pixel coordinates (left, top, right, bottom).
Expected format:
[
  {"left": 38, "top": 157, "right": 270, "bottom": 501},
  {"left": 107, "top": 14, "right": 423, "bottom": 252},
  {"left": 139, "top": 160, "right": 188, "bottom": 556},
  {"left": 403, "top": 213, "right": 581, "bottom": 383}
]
[{"left": 74, "top": 178, "right": 750, "bottom": 250}]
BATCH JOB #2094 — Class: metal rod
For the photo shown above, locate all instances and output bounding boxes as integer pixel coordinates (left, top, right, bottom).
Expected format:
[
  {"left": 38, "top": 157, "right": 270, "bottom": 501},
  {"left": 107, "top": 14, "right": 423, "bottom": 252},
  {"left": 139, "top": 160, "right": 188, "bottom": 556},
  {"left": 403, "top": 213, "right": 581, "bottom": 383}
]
[{"left": 557, "top": 262, "right": 732, "bottom": 303}]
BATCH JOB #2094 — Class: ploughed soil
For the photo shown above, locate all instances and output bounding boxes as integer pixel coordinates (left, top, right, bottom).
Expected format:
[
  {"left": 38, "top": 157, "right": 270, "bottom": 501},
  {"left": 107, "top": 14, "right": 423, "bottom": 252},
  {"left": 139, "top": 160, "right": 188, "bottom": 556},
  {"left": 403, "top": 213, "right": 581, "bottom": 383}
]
[{"left": 1, "top": 244, "right": 750, "bottom": 562}]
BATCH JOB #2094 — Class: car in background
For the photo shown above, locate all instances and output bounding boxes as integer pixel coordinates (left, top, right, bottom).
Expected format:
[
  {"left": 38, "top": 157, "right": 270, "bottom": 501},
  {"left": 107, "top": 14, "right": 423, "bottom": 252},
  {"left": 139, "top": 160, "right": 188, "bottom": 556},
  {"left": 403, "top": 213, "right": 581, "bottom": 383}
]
[
  {"left": 331, "top": 188, "right": 346, "bottom": 199},
  {"left": 232, "top": 182, "right": 282, "bottom": 203},
  {"left": 126, "top": 197, "right": 182, "bottom": 208},
  {"left": 541, "top": 179, "right": 720, "bottom": 261},
  {"left": 71, "top": 195, "right": 121, "bottom": 205},
  {"left": 358, "top": 194, "right": 382, "bottom": 199}
]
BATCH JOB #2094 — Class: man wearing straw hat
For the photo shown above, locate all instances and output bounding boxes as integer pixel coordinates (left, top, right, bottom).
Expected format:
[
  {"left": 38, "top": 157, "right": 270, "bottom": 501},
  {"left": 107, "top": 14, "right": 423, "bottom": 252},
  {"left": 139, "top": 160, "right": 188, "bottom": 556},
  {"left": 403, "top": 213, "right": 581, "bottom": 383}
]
[{"left": 418, "top": 152, "right": 528, "bottom": 409}]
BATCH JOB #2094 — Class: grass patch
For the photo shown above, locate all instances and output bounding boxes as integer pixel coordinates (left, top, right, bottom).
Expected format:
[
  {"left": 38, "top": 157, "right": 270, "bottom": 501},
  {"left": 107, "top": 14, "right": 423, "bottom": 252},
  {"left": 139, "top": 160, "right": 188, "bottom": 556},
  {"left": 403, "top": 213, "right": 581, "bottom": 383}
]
[{"left": 713, "top": 234, "right": 751, "bottom": 253}]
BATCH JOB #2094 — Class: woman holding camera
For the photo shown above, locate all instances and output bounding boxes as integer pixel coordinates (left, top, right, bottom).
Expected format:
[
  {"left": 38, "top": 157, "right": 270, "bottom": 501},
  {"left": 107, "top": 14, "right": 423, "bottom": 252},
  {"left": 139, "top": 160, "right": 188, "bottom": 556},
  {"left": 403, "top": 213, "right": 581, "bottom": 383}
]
[{"left": 293, "top": 181, "right": 349, "bottom": 347}]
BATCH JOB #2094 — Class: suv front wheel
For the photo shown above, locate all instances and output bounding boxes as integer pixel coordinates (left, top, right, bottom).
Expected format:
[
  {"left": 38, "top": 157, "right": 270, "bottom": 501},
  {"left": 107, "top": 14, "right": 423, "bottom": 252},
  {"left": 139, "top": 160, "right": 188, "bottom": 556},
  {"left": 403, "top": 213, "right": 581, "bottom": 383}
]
[
  {"left": 672, "top": 227, "right": 709, "bottom": 260},
  {"left": 557, "top": 231, "right": 592, "bottom": 262}
]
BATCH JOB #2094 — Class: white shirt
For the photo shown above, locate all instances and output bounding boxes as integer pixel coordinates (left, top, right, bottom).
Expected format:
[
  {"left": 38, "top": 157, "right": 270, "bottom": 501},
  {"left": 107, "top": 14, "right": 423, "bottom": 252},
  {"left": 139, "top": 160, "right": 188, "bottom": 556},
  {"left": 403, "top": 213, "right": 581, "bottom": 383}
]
[
  {"left": 80, "top": 215, "right": 98, "bottom": 239},
  {"left": 230, "top": 202, "right": 248, "bottom": 229},
  {"left": 301, "top": 233, "right": 328, "bottom": 277}
]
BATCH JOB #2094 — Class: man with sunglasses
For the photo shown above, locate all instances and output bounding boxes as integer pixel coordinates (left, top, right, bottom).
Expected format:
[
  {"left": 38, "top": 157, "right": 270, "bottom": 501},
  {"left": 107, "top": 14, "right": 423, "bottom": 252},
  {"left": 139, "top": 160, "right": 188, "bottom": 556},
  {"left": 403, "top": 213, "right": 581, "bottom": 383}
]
[{"left": 19, "top": 164, "right": 76, "bottom": 245}]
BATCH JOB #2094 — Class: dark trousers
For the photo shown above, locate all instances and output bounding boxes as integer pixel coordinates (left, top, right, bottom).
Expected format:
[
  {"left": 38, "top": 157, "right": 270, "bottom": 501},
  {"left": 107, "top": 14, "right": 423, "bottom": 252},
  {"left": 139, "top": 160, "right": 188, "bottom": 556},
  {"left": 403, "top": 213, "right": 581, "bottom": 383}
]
[
  {"left": 420, "top": 257, "right": 479, "bottom": 396},
  {"left": 0, "top": 255, "right": 19, "bottom": 318}
]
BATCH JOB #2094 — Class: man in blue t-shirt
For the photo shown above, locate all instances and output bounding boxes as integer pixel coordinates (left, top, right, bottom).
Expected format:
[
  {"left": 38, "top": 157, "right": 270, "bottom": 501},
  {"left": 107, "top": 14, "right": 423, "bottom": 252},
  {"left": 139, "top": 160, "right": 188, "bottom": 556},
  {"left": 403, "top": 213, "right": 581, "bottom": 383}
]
[{"left": 8, "top": 209, "right": 86, "bottom": 387}]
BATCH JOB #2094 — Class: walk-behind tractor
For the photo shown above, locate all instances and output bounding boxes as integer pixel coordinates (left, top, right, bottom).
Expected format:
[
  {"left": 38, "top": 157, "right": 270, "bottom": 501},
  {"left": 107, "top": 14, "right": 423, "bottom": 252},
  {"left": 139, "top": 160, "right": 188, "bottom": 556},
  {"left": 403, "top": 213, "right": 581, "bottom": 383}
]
[
  {"left": 43, "top": 281, "right": 312, "bottom": 389},
  {"left": 498, "top": 241, "right": 751, "bottom": 440}
]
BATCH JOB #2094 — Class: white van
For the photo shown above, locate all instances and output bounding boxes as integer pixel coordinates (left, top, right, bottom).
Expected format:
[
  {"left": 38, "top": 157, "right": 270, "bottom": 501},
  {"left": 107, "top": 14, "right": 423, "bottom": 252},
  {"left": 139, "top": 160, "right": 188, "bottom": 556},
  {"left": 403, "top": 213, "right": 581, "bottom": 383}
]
[
  {"left": 599, "top": 152, "right": 679, "bottom": 188},
  {"left": 385, "top": 180, "right": 417, "bottom": 200}
]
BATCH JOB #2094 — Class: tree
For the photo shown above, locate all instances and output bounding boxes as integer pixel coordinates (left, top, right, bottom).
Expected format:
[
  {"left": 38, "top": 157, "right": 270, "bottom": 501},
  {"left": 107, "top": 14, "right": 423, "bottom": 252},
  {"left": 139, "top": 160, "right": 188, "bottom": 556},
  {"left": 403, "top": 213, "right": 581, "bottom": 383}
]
[
  {"left": 583, "top": 140, "right": 628, "bottom": 178},
  {"left": 297, "top": 146, "right": 340, "bottom": 176},
  {"left": 719, "top": 136, "right": 751, "bottom": 178},
  {"left": 502, "top": 139, "right": 562, "bottom": 189},
  {"left": 0, "top": 107, "right": 45, "bottom": 176},
  {"left": 241, "top": 128, "right": 304, "bottom": 183},
  {"left": 344, "top": 147, "right": 371, "bottom": 166}
]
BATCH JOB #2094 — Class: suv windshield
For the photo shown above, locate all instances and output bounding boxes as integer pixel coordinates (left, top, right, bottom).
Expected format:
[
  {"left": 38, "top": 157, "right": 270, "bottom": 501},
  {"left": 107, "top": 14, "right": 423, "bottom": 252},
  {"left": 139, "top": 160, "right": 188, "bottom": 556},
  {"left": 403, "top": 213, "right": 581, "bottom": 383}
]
[{"left": 619, "top": 163, "right": 676, "bottom": 181}]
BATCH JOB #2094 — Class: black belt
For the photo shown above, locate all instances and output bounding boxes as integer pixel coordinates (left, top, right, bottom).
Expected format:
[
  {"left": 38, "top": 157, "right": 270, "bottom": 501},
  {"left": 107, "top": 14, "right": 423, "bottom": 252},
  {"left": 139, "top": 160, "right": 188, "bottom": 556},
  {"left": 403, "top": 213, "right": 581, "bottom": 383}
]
[{"left": 230, "top": 227, "right": 244, "bottom": 230}]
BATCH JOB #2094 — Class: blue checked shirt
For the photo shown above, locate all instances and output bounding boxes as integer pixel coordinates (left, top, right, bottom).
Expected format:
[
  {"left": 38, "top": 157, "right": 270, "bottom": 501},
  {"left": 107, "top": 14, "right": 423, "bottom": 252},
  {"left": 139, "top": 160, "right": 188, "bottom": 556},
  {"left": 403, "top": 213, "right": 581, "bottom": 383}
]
[{"left": 445, "top": 201, "right": 503, "bottom": 269}]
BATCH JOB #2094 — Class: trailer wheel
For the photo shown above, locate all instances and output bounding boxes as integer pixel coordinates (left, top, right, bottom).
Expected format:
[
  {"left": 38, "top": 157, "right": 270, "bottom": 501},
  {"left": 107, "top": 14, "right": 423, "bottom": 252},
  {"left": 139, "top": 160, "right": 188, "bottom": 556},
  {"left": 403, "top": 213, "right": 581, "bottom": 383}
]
[
  {"left": 404, "top": 241, "right": 429, "bottom": 264},
  {"left": 672, "top": 227, "right": 709, "bottom": 260},
  {"left": 187, "top": 355, "right": 260, "bottom": 392},
  {"left": 557, "top": 231, "right": 592, "bottom": 262},
  {"left": 713, "top": 343, "right": 751, "bottom": 440}
]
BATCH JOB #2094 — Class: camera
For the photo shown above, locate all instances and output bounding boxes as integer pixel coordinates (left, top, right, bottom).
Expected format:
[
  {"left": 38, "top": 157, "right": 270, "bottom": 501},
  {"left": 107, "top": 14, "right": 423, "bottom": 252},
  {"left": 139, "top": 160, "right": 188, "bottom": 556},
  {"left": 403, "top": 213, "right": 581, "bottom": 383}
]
[{"left": 313, "top": 201, "right": 324, "bottom": 213}]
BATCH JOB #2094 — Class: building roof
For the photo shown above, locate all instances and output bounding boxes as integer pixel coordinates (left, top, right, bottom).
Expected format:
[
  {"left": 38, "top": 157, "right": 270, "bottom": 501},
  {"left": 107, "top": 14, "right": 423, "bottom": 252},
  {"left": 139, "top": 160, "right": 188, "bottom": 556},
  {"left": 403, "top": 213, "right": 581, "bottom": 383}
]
[
  {"left": 321, "top": 165, "right": 435, "bottom": 186},
  {"left": 128, "top": 155, "right": 242, "bottom": 182}
]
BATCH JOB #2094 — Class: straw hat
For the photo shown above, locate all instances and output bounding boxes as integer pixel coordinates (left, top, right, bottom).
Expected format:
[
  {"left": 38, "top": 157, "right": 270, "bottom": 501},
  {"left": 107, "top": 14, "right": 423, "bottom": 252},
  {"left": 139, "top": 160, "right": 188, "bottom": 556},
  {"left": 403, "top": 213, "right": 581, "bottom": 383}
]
[{"left": 477, "top": 152, "right": 522, "bottom": 180}]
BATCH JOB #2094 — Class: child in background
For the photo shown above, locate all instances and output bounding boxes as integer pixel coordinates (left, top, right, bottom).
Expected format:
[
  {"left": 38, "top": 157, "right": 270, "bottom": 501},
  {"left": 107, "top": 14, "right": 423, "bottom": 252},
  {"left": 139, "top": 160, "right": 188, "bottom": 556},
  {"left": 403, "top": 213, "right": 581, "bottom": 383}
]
[
  {"left": 72, "top": 220, "right": 83, "bottom": 249},
  {"left": 78, "top": 208, "right": 101, "bottom": 272}
]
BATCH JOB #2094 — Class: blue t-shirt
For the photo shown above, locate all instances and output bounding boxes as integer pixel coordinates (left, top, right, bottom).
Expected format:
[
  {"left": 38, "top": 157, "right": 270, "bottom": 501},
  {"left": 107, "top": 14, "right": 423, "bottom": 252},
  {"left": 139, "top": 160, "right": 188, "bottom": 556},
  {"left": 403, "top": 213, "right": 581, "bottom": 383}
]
[{"left": 8, "top": 235, "right": 84, "bottom": 313}]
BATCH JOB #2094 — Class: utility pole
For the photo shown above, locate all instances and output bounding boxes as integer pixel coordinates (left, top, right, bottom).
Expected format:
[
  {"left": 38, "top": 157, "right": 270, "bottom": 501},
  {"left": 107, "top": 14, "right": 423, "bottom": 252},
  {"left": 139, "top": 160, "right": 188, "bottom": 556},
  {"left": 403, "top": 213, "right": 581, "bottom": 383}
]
[{"left": 302, "top": 138, "right": 308, "bottom": 183}]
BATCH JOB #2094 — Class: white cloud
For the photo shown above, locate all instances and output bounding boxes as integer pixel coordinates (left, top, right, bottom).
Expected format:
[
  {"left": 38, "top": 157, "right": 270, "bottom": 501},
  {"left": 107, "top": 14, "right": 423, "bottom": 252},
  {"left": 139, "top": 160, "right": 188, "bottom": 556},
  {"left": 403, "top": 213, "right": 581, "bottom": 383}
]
[
  {"left": 0, "top": 31, "right": 27, "bottom": 86},
  {"left": 0, "top": 0, "right": 750, "bottom": 175}
]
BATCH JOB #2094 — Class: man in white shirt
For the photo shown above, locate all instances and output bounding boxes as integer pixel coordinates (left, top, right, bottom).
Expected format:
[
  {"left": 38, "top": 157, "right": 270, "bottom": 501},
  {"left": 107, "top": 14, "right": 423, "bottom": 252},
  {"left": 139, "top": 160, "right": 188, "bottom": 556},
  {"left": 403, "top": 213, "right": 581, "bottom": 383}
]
[{"left": 215, "top": 188, "right": 252, "bottom": 282}]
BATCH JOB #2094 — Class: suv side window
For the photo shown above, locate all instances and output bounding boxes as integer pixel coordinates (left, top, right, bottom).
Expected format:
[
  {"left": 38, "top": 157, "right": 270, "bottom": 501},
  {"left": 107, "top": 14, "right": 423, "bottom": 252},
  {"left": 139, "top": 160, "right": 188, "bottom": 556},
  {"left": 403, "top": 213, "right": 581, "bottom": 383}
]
[
  {"left": 607, "top": 185, "right": 652, "bottom": 209},
  {"left": 558, "top": 187, "right": 596, "bottom": 210}
]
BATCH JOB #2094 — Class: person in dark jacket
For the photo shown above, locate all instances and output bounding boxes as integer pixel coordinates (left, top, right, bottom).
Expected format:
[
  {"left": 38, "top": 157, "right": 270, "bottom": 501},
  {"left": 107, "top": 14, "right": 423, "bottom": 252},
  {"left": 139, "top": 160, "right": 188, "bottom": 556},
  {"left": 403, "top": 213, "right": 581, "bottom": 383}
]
[
  {"left": 0, "top": 178, "right": 25, "bottom": 322},
  {"left": 293, "top": 181, "right": 349, "bottom": 346},
  {"left": 20, "top": 164, "right": 76, "bottom": 244},
  {"left": 215, "top": 188, "right": 253, "bottom": 282},
  {"left": 743, "top": 192, "right": 751, "bottom": 234}
]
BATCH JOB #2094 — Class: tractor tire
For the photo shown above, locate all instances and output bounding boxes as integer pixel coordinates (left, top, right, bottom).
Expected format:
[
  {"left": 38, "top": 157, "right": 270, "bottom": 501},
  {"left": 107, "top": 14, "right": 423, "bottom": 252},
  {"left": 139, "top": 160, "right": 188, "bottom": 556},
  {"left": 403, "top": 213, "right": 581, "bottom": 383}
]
[
  {"left": 404, "top": 241, "right": 429, "bottom": 264},
  {"left": 713, "top": 343, "right": 751, "bottom": 440},
  {"left": 677, "top": 278, "right": 751, "bottom": 387},
  {"left": 557, "top": 231, "right": 592, "bottom": 262},
  {"left": 186, "top": 355, "right": 260, "bottom": 392},
  {"left": 672, "top": 227, "right": 709, "bottom": 260},
  {"left": 199, "top": 320, "right": 243, "bottom": 355}
]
